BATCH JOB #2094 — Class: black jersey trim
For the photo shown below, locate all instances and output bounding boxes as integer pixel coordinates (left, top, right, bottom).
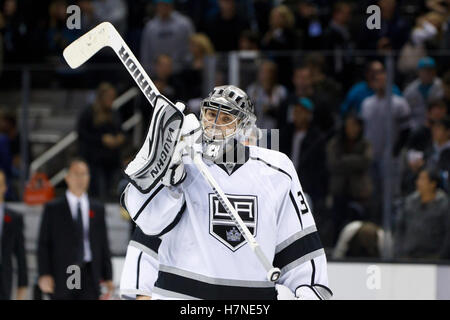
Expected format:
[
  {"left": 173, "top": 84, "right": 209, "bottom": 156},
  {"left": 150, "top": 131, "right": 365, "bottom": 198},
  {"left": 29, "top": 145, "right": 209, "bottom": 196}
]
[
  {"left": 214, "top": 144, "right": 250, "bottom": 176},
  {"left": 153, "top": 201, "right": 187, "bottom": 237},
  {"left": 294, "top": 284, "right": 333, "bottom": 300},
  {"left": 154, "top": 271, "right": 277, "bottom": 300},
  {"left": 311, "top": 259, "right": 316, "bottom": 286},
  {"left": 273, "top": 231, "right": 323, "bottom": 270},
  {"left": 132, "top": 184, "right": 165, "bottom": 221},
  {"left": 249, "top": 156, "right": 292, "bottom": 180},
  {"left": 295, "top": 284, "right": 323, "bottom": 300},
  {"left": 136, "top": 251, "right": 143, "bottom": 290},
  {"left": 289, "top": 191, "right": 303, "bottom": 229},
  {"left": 119, "top": 189, "right": 129, "bottom": 213},
  {"left": 215, "top": 163, "right": 244, "bottom": 176},
  {"left": 131, "top": 226, "right": 162, "bottom": 253},
  {"left": 314, "top": 284, "right": 334, "bottom": 298}
]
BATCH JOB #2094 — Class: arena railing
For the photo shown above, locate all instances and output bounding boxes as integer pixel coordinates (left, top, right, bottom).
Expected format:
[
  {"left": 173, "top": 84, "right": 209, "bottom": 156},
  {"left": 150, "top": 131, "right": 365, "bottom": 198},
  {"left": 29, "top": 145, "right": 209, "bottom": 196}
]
[{"left": 29, "top": 87, "right": 140, "bottom": 185}]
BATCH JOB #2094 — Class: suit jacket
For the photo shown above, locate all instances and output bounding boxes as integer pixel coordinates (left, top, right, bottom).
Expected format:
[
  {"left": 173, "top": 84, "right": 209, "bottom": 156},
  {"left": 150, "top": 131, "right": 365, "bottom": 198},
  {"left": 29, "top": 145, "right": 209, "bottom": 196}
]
[
  {"left": 280, "top": 124, "right": 329, "bottom": 204},
  {"left": 0, "top": 207, "right": 28, "bottom": 299},
  {"left": 37, "top": 195, "right": 112, "bottom": 298}
]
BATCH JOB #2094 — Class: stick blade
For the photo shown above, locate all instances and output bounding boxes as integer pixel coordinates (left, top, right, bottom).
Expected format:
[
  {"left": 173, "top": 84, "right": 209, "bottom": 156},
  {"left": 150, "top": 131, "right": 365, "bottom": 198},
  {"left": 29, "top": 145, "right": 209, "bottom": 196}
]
[{"left": 63, "top": 21, "right": 114, "bottom": 69}]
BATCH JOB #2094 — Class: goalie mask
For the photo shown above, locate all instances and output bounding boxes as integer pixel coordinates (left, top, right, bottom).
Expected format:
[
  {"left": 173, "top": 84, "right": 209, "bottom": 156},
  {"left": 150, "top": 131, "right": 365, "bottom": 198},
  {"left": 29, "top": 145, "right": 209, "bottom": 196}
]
[{"left": 200, "top": 85, "right": 257, "bottom": 161}]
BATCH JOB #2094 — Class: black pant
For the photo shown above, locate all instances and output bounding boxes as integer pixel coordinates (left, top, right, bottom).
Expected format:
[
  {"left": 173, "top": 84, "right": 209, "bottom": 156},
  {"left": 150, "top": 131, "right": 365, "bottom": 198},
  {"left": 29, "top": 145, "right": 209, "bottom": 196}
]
[
  {"left": 89, "top": 163, "right": 119, "bottom": 201},
  {"left": 52, "top": 263, "right": 99, "bottom": 300},
  {"left": 0, "top": 264, "right": 8, "bottom": 300},
  {"left": 0, "top": 281, "right": 6, "bottom": 300},
  {"left": 332, "top": 195, "right": 369, "bottom": 245}
]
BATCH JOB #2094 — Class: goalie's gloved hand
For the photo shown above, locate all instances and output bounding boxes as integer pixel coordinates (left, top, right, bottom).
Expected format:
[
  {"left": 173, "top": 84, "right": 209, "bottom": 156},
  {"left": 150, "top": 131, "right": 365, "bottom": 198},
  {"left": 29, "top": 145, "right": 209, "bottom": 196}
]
[
  {"left": 294, "top": 285, "right": 333, "bottom": 300},
  {"left": 161, "top": 108, "right": 202, "bottom": 187},
  {"left": 275, "top": 284, "right": 332, "bottom": 300},
  {"left": 125, "top": 97, "right": 185, "bottom": 193}
]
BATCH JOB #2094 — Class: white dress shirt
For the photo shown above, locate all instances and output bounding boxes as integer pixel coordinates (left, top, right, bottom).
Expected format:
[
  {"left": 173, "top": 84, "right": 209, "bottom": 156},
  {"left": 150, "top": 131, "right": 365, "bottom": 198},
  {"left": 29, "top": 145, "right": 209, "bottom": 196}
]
[{"left": 65, "top": 190, "right": 92, "bottom": 262}]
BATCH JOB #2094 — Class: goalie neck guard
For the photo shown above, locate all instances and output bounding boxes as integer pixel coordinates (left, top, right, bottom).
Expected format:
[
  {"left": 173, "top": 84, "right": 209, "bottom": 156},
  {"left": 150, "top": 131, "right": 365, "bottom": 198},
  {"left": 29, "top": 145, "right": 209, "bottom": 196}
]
[{"left": 200, "top": 85, "right": 257, "bottom": 162}]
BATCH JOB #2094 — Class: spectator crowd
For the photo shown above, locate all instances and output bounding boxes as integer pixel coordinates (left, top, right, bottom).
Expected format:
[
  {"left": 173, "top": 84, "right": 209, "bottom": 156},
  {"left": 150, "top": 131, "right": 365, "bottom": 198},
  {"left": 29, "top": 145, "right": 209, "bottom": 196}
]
[{"left": 0, "top": 0, "right": 450, "bottom": 277}]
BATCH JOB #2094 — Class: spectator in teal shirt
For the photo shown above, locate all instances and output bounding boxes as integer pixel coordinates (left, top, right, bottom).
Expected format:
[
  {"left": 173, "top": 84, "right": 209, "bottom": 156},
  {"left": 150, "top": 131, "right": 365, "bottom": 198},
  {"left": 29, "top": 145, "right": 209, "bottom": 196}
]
[
  {"left": 403, "top": 57, "right": 444, "bottom": 130},
  {"left": 340, "top": 60, "right": 401, "bottom": 116}
]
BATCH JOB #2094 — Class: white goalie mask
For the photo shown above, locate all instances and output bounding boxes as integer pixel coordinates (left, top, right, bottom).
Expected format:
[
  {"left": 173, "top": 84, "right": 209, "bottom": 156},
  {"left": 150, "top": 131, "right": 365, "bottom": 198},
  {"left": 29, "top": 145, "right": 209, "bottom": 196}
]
[{"left": 200, "top": 85, "right": 257, "bottom": 161}]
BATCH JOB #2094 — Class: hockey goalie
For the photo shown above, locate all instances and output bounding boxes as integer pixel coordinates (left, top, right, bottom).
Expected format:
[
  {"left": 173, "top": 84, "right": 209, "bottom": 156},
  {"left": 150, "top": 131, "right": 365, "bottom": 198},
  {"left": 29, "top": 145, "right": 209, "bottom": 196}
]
[{"left": 120, "top": 85, "right": 332, "bottom": 300}]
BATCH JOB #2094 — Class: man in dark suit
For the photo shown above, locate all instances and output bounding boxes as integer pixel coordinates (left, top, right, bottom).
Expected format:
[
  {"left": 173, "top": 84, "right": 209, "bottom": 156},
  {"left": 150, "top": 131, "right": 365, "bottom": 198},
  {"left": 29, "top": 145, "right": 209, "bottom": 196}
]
[
  {"left": 37, "top": 158, "right": 113, "bottom": 300},
  {"left": 280, "top": 98, "right": 329, "bottom": 203},
  {"left": 0, "top": 169, "right": 28, "bottom": 300},
  {"left": 280, "top": 97, "right": 332, "bottom": 245}
]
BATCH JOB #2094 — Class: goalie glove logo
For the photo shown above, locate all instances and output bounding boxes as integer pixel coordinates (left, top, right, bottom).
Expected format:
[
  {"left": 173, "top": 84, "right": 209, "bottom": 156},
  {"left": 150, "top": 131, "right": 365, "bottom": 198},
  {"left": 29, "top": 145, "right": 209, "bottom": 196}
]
[{"left": 209, "top": 194, "right": 258, "bottom": 251}]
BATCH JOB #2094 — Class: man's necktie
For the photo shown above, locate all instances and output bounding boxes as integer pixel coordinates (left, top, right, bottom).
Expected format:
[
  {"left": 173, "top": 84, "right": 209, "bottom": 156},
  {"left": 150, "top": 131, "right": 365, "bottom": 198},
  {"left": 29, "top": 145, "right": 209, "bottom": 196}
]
[{"left": 76, "top": 201, "right": 85, "bottom": 264}]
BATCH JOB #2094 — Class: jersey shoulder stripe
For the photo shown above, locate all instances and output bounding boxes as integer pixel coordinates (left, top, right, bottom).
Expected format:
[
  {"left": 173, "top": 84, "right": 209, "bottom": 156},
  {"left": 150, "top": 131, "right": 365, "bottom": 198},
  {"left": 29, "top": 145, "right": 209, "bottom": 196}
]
[
  {"left": 153, "top": 201, "right": 187, "bottom": 237},
  {"left": 154, "top": 267, "right": 277, "bottom": 300},
  {"left": 248, "top": 145, "right": 293, "bottom": 181},
  {"left": 133, "top": 183, "right": 165, "bottom": 220},
  {"left": 273, "top": 229, "right": 324, "bottom": 273},
  {"left": 130, "top": 226, "right": 162, "bottom": 255}
]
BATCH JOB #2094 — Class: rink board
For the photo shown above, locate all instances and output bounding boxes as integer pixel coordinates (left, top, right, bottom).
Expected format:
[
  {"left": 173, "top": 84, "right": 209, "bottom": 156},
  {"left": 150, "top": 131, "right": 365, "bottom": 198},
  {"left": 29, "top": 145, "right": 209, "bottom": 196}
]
[{"left": 112, "top": 258, "right": 450, "bottom": 300}]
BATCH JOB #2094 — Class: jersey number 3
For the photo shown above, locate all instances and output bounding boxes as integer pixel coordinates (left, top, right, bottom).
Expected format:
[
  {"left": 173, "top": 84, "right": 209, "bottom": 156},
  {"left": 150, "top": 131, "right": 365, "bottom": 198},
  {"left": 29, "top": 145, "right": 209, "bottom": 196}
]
[{"left": 297, "top": 191, "right": 309, "bottom": 215}]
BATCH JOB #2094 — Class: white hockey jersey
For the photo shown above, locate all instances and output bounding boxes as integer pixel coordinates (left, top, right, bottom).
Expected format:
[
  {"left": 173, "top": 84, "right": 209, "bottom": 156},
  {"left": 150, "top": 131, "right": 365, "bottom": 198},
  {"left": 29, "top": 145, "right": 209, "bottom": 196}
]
[
  {"left": 119, "top": 227, "right": 160, "bottom": 299},
  {"left": 121, "top": 145, "right": 332, "bottom": 300}
]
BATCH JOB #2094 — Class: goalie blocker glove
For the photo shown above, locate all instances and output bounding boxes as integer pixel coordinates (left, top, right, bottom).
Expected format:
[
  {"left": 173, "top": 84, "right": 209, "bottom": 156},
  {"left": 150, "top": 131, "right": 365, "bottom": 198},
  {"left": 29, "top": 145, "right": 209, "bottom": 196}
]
[
  {"left": 161, "top": 112, "right": 202, "bottom": 187},
  {"left": 125, "top": 96, "right": 184, "bottom": 193}
]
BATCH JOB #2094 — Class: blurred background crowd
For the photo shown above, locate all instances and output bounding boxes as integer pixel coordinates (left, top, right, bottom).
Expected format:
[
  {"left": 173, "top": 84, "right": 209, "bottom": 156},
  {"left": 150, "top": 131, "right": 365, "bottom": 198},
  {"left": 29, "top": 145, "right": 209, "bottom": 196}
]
[{"left": 0, "top": 0, "right": 450, "bottom": 296}]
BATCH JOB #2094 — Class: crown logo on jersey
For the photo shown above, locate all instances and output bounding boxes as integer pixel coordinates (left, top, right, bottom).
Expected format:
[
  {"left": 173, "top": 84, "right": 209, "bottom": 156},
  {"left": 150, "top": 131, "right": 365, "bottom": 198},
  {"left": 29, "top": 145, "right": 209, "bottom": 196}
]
[
  {"left": 209, "top": 194, "right": 257, "bottom": 251},
  {"left": 226, "top": 227, "right": 242, "bottom": 242}
]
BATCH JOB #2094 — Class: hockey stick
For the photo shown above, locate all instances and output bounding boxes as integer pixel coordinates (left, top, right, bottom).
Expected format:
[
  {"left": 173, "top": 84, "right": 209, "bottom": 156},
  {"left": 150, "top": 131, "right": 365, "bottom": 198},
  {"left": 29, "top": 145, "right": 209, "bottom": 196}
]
[
  {"left": 63, "top": 22, "right": 281, "bottom": 282},
  {"left": 63, "top": 22, "right": 159, "bottom": 108}
]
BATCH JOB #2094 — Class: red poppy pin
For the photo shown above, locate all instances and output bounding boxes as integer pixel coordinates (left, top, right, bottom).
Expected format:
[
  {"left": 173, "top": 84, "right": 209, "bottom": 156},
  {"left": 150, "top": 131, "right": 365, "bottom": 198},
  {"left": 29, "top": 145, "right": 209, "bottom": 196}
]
[
  {"left": 4, "top": 215, "right": 12, "bottom": 223},
  {"left": 89, "top": 210, "right": 95, "bottom": 219}
]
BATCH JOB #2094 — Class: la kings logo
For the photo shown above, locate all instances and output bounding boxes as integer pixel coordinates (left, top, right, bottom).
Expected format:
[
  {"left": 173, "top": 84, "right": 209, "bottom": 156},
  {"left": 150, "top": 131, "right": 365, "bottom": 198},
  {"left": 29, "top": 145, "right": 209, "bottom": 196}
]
[{"left": 209, "top": 194, "right": 258, "bottom": 251}]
